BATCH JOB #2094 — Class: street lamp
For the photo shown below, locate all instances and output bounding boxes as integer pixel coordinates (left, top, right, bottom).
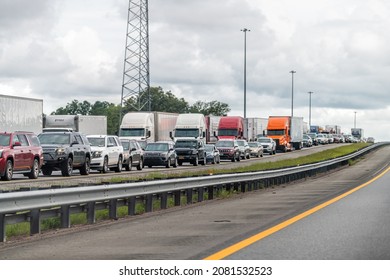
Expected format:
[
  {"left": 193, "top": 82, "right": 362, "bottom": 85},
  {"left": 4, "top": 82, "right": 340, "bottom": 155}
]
[
  {"left": 308, "top": 91, "right": 314, "bottom": 127},
  {"left": 241, "top": 28, "right": 250, "bottom": 119},
  {"left": 290, "top": 70, "right": 296, "bottom": 117},
  {"left": 354, "top": 111, "right": 357, "bottom": 129}
]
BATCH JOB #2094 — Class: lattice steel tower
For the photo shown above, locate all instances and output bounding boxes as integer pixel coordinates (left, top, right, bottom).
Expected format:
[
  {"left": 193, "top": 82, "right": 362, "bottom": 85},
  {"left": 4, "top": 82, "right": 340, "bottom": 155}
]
[{"left": 120, "top": 0, "right": 150, "bottom": 115}]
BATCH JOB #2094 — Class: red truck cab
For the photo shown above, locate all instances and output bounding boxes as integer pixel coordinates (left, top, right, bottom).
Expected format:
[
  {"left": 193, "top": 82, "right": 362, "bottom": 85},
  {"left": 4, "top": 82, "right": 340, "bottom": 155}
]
[{"left": 217, "top": 116, "right": 244, "bottom": 140}]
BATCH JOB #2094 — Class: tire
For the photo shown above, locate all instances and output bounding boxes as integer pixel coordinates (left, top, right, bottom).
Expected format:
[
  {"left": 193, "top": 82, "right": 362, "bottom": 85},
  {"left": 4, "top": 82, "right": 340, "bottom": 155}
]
[
  {"left": 80, "top": 156, "right": 90, "bottom": 175},
  {"left": 115, "top": 156, "right": 122, "bottom": 172},
  {"left": 137, "top": 158, "right": 143, "bottom": 170},
  {"left": 217, "top": 156, "right": 220, "bottom": 164},
  {"left": 166, "top": 158, "right": 171, "bottom": 168},
  {"left": 193, "top": 156, "right": 199, "bottom": 166},
  {"left": 173, "top": 158, "right": 178, "bottom": 168},
  {"left": 61, "top": 157, "right": 73, "bottom": 177},
  {"left": 126, "top": 158, "right": 132, "bottom": 171},
  {"left": 246, "top": 153, "right": 250, "bottom": 159},
  {"left": 42, "top": 167, "right": 52, "bottom": 176},
  {"left": 102, "top": 157, "right": 109, "bottom": 173},
  {"left": 231, "top": 156, "right": 236, "bottom": 162},
  {"left": 1, "top": 159, "right": 13, "bottom": 181},
  {"left": 28, "top": 158, "right": 40, "bottom": 179},
  {"left": 178, "top": 160, "right": 183, "bottom": 166}
]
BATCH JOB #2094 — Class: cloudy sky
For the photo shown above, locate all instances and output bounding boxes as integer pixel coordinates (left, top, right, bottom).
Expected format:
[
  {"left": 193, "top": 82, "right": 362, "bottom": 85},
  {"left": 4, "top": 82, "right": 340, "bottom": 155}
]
[{"left": 1, "top": 0, "right": 390, "bottom": 141}]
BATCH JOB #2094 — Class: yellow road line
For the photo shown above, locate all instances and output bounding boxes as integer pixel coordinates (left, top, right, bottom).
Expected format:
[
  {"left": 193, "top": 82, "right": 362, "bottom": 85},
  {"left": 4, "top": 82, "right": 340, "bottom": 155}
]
[{"left": 204, "top": 166, "right": 390, "bottom": 260}]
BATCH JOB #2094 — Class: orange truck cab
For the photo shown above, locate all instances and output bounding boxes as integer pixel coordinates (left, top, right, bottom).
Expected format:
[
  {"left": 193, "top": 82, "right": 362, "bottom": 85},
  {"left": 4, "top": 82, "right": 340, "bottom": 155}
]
[{"left": 266, "top": 116, "right": 303, "bottom": 152}]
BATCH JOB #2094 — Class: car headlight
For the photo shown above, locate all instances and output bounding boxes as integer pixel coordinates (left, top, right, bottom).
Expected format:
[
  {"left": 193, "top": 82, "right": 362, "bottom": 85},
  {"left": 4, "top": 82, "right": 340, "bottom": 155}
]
[
  {"left": 56, "top": 148, "right": 66, "bottom": 155},
  {"left": 93, "top": 151, "right": 103, "bottom": 158}
]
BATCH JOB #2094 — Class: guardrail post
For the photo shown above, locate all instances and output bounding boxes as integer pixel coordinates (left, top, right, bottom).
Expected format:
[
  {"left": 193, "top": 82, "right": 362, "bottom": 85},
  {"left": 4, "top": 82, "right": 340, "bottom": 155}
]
[
  {"left": 30, "top": 209, "right": 41, "bottom": 235},
  {"left": 207, "top": 186, "right": 214, "bottom": 200},
  {"left": 186, "top": 188, "right": 193, "bottom": 204},
  {"left": 160, "top": 193, "right": 168, "bottom": 209},
  {"left": 197, "top": 187, "right": 204, "bottom": 202},
  {"left": 109, "top": 199, "right": 118, "bottom": 220},
  {"left": 61, "top": 205, "right": 71, "bottom": 228},
  {"left": 0, "top": 214, "right": 5, "bottom": 242},
  {"left": 145, "top": 194, "right": 153, "bottom": 212},
  {"left": 174, "top": 190, "right": 181, "bottom": 206},
  {"left": 127, "top": 197, "right": 136, "bottom": 216},
  {"left": 87, "top": 202, "right": 96, "bottom": 224},
  {"left": 241, "top": 182, "right": 246, "bottom": 193}
]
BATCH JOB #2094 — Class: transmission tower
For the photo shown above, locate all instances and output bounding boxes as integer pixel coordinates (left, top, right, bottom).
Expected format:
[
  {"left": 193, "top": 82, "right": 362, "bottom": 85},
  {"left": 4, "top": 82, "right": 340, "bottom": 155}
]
[{"left": 120, "top": 0, "right": 150, "bottom": 116}]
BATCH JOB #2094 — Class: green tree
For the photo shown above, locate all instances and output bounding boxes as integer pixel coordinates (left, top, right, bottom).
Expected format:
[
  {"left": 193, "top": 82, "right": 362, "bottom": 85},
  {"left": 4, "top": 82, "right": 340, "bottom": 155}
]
[
  {"left": 124, "top": 86, "right": 189, "bottom": 113},
  {"left": 51, "top": 100, "right": 91, "bottom": 115},
  {"left": 189, "top": 100, "right": 230, "bottom": 116}
]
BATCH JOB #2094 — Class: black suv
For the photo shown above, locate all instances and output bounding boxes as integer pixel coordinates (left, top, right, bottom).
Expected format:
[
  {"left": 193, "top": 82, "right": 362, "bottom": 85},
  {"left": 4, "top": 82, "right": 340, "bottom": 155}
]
[
  {"left": 175, "top": 138, "right": 206, "bottom": 166},
  {"left": 38, "top": 131, "right": 91, "bottom": 176}
]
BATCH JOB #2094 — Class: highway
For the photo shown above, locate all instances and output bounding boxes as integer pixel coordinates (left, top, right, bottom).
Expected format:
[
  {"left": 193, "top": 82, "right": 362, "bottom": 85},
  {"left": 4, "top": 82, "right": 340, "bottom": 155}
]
[{"left": 0, "top": 144, "right": 389, "bottom": 259}]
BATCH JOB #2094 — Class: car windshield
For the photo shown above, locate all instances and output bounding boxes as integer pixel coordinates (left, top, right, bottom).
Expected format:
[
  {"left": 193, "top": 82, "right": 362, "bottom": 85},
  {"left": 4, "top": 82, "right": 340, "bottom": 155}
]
[
  {"left": 38, "top": 133, "right": 70, "bottom": 145},
  {"left": 175, "top": 140, "right": 197, "bottom": 148},
  {"left": 121, "top": 141, "right": 130, "bottom": 151},
  {"left": 258, "top": 138, "right": 271, "bottom": 143},
  {"left": 205, "top": 145, "right": 215, "bottom": 152},
  {"left": 87, "top": 137, "right": 105, "bottom": 147},
  {"left": 248, "top": 142, "right": 258, "bottom": 147},
  {"left": 216, "top": 141, "right": 233, "bottom": 147},
  {"left": 145, "top": 143, "right": 169, "bottom": 151},
  {"left": 0, "top": 135, "right": 11, "bottom": 146}
]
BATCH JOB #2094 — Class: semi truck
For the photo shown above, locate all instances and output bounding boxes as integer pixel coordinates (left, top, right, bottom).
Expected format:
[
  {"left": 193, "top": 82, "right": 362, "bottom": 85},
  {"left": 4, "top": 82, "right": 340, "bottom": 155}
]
[
  {"left": 43, "top": 115, "right": 107, "bottom": 135},
  {"left": 205, "top": 115, "right": 222, "bottom": 143},
  {"left": 171, "top": 113, "right": 206, "bottom": 141},
  {"left": 119, "top": 111, "right": 178, "bottom": 142},
  {"left": 351, "top": 128, "right": 364, "bottom": 140},
  {"left": 244, "top": 117, "right": 268, "bottom": 141},
  {"left": 216, "top": 116, "right": 244, "bottom": 140},
  {"left": 266, "top": 116, "right": 304, "bottom": 152},
  {"left": 0, "top": 94, "right": 43, "bottom": 134}
]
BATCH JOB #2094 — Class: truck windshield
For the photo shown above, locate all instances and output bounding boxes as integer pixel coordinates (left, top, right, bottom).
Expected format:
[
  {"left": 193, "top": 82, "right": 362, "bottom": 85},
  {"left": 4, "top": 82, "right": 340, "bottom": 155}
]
[
  {"left": 120, "top": 128, "right": 145, "bottom": 137},
  {"left": 38, "top": 134, "right": 70, "bottom": 145},
  {"left": 0, "top": 135, "right": 11, "bottom": 146},
  {"left": 267, "top": 130, "right": 285, "bottom": 136},
  {"left": 175, "top": 140, "right": 197, "bottom": 148},
  {"left": 218, "top": 129, "right": 238, "bottom": 136},
  {"left": 174, "top": 129, "right": 199, "bottom": 138}
]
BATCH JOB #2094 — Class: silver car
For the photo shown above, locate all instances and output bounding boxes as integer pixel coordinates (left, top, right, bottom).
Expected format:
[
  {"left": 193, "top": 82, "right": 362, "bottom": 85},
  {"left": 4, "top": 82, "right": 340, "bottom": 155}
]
[{"left": 257, "top": 137, "right": 276, "bottom": 155}]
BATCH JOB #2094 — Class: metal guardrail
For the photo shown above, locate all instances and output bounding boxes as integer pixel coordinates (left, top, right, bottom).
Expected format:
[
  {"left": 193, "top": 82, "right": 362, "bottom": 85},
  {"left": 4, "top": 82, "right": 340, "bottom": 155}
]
[{"left": 0, "top": 143, "right": 385, "bottom": 242}]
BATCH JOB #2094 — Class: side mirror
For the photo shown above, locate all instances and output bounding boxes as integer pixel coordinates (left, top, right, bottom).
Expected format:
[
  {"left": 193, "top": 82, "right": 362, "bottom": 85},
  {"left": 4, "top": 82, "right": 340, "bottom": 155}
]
[{"left": 13, "top": 141, "right": 22, "bottom": 147}]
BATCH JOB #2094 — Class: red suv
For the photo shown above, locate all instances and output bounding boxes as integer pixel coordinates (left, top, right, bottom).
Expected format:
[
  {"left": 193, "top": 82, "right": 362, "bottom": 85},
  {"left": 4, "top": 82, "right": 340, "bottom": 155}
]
[{"left": 0, "top": 131, "right": 43, "bottom": 181}]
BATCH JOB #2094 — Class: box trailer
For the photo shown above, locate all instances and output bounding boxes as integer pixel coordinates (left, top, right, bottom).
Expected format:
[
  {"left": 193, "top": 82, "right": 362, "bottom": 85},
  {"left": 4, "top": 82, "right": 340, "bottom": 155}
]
[
  {"left": 0, "top": 94, "right": 43, "bottom": 134},
  {"left": 43, "top": 115, "right": 107, "bottom": 135}
]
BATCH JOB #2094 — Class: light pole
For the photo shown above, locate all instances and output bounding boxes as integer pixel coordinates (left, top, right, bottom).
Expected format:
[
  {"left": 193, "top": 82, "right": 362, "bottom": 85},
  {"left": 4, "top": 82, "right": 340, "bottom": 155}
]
[
  {"left": 354, "top": 111, "right": 357, "bottom": 128},
  {"left": 241, "top": 28, "right": 250, "bottom": 119},
  {"left": 308, "top": 91, "right": 314, "bottom": 127},
  {"left": 290, "top": 70, "right": 296, "bottom": 117}
]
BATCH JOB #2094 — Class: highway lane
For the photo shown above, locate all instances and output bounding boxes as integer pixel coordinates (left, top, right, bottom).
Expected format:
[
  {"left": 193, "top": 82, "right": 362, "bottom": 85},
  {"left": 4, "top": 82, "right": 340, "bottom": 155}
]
[
  {"left": 0, "top": 145, "right": 388, "bottom": 260},
  {"left": 0, "top": 143, "right": 349, "bottom": 191},
  {"left": 221, "top": 166, "right": 390, "bottom": 260}
]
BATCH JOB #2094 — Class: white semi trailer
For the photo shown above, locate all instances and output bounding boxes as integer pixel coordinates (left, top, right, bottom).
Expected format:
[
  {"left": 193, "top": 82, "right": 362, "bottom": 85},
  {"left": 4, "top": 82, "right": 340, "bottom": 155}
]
[
  {"left": 43, "top": 115, "right": 107, "bottom": 135},
  {"left": 0, "top": 94, "right": 43, "bottom": 134},
  {"left": 119, "top": 111, "right": 179, "bottom": 142}
]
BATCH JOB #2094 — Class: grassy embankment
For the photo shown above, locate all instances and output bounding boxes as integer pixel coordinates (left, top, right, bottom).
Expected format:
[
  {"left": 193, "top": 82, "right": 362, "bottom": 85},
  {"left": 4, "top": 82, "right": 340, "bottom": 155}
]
[{"left": 5, "top": 143, "right": 370, "bottom": 239}]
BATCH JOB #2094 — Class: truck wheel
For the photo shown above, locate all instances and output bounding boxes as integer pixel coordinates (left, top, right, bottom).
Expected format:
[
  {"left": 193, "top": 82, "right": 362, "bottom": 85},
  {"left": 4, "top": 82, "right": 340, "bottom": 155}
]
[
  {"left": 1, "top": 160, "right": 13, "bottom": 181},
  {"left": 115, "top": 156, "right": 122, "bottom": 172},
  {"left": 80, "top": 156, "right": 90, "bottom": 175},
  {"left": 61, "top": 157, "right": 73, "bottom": 176},
  {"left": 28, "top": 158, "right": 40, "bottom": 179},
  {"left": 193, "top": 156, "right": 199, "bottom": 166},
  {"left": 126, "top": 158, "right": 132, "bottom": 171},
  {"left": 42, "top": 167, "right": 52, "bottom": 176},
  {"left": 102, "top": 157, "right": 109, "bottom": 173},
  {"left": 137, "top": 158, "right": 143, "bottom": 170}
]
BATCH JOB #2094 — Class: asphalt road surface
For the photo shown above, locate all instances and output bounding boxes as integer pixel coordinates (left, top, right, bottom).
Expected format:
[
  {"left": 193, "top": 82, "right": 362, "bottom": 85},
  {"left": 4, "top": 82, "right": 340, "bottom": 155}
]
[{"left": 0, "top": 145, "right": 389, "bottom": 260}]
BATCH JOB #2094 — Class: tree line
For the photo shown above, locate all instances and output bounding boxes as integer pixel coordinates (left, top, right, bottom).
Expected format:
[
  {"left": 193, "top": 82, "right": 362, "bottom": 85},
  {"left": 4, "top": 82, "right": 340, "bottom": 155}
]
[{"left": 51, "top": 86, "right": 230, "bottom": 134}]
